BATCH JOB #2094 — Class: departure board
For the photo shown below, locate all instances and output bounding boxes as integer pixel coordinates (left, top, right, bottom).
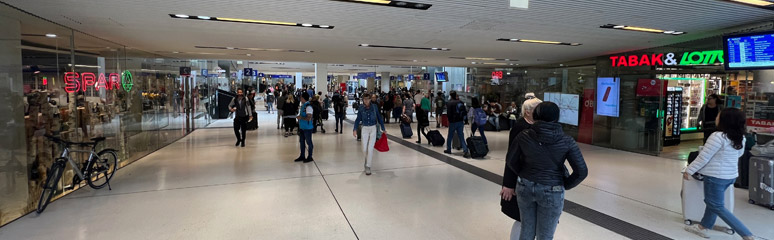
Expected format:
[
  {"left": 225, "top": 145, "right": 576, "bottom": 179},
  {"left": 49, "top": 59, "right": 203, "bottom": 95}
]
[{"left": 725, "top": 31, "right": 774, "bottom": 70}]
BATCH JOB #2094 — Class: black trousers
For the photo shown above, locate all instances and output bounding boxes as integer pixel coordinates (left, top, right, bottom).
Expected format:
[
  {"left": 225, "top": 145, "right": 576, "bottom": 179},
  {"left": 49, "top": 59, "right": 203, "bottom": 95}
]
[
  {"left": 234, "top": 116, "right": 248, "bottom": 142},
  {"left": 417, "top": 124, "right": 428, "bottom": 143},
  {"left": 335, "top": 113, "right": 344, "bottom": 131}
]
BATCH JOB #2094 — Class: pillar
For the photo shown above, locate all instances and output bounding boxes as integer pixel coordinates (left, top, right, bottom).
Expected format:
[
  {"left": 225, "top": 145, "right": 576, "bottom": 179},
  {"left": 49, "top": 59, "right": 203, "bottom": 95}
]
[
  {"left": 381, "top": 72, "right": 390, "bottom": 93},
  {"left": 295, "top": 72, "right": 303, "bottom": 90},
  {"left": 366, "top": 77, "right": 375, "bottom": 93},
  {"left": 315, "top": 63, "right": 328, "bottom": 96}
]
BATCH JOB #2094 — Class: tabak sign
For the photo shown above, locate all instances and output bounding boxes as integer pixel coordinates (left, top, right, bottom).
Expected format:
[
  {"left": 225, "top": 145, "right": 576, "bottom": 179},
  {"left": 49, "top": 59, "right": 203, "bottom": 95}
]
[
  {"left": 609, "top": 50, "right": 724, "bottom": 67},
  {"left": 64, "top": 70, "right": 133, "bottom": 93}
]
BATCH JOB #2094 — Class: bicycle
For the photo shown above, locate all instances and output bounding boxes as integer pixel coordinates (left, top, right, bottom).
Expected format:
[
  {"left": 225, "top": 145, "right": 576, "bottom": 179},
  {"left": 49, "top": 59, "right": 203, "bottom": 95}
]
[{"left": 37, "top": 135, "right": 118, "bottom": 213}]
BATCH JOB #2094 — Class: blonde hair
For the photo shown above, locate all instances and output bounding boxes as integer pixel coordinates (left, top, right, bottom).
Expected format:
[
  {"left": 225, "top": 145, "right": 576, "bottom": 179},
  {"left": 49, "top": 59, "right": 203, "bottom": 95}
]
[{"left": 521, "top": 98, "right": 543, "bottom": 122}]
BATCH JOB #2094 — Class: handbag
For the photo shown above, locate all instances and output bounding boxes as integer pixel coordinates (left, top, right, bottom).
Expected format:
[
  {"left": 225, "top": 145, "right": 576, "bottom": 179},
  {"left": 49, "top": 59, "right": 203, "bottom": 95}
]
[{"left": 374, "top": 133, "right": 389, "bottom": 152}]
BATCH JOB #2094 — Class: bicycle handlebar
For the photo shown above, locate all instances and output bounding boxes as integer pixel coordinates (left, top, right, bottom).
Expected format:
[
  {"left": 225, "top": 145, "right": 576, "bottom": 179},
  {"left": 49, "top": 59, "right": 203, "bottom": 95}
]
[{"left": 44, "top": 134, "right": 103, "bottom": 147}]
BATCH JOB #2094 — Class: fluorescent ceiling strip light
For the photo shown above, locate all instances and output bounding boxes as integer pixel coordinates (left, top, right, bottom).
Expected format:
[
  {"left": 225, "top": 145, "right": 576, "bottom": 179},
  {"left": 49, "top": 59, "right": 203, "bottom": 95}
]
[
  {"left": 332, "top": 0, "right": 432, "bottom": 10},
  {"left": 195, "top": 46, "right": 313, "bottom": 53},
  {"left": 727, "top": 0, "right": 774, "bottom": 7},
  {"left": 482, "top": 62, "right": 509, "bottom": 65},
  {"left": 169, "top": 14, "right": 334, "bottom": 29},
  {"left": 496, "top": 38, "right": 581, "bottom": 46},
  {"left": 600, "top": 24, "right": 685, "bottom": 35},
  {"left": 359, "top": 44, "right": 449, "bottom": 51}
]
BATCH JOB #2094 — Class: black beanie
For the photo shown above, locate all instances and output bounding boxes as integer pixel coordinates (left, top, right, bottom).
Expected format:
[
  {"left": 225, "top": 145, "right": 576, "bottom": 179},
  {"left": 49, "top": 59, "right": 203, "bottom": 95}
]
[{"left": 534, "top": 102, "right": 560, "bottom": 123}]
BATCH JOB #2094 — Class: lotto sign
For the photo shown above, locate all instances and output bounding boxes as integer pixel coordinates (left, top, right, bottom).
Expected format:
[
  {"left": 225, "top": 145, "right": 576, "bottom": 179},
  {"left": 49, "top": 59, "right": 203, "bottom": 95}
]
[
  {"left": 610, "top": 50, "right": 724, "bottom": 67},
  {"left": 64, "top": 71, "right": 132, "bottom": 93}
]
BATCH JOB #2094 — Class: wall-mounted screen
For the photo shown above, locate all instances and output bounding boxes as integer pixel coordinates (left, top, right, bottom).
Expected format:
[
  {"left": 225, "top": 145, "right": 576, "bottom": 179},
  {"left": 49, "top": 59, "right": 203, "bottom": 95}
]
[
  {"left": 596, "top": 77, "right": 620, "bottom": 117},
  {"left": 724, "top": 31, "right": 774, "bottom": 70},
  {"left": 435, "top": 72, "right": 448, "bottom": 82}
]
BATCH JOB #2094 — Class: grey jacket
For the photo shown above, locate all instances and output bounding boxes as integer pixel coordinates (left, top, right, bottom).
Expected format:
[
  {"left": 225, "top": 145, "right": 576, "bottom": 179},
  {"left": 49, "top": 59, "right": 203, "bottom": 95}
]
[{"left": 229, "top": 97, "right": 253, "bottom": 118}]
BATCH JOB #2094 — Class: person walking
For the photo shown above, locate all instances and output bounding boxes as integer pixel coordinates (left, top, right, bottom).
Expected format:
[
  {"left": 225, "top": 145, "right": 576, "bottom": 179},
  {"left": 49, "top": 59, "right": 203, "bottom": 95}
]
[
  {"left": 393, "top": 95, "right": 403, "bottom": 124},
  {"left": 402, "top": 93, "right": 416, "bottom": 123},
  {"left": 229, "top": 88, "right": 253, "bottom": 147},
  {"left": 266, "top": 90, "right": 275, "bottom": 114},
  {"left": 435, "top": 91, "right": 445, "bottom": 128},
  {"left": 276, "top": 90, "right": 286, "bottom": 130},
  {"left": 282, "top": 94, "right": 298, "bottom": 137},
  {"left": 382, "top": 92, "right": 393, "bottom": 124},
  {"left": 295, "top": 92, "right": 314, "bottom": 163},
  {"left": 684, "top": 108, "right": 758, "bottom": 240},
  {"left": 506, "top": 102, "right": 588, "bottom": 240},
  {"left": 353, "top": 93, "right": 386, "bottom": 175},
  {"left": 469, "top": 97, "right": 488, "bottom": 145},
  {"left": 444, "top": 91, "right": 470, "bottom": 158},
  {"left": 333, "top": 92, "right": 345, "bottom": 134},
  {"left": 698, "top": 94, "right": 723, "bottom": 144},
  {"left": 415, "top": 106, "right": 430, "bottom": 144},
  {"left": 501, "top": 97, "right": 541, "bottom": 239}
]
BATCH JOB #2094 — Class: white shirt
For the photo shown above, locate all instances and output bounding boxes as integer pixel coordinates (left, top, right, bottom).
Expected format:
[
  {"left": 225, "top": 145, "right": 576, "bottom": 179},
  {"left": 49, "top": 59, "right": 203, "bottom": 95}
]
[{"left": 686, "top": 132, "right": 745, "bottom": 180}]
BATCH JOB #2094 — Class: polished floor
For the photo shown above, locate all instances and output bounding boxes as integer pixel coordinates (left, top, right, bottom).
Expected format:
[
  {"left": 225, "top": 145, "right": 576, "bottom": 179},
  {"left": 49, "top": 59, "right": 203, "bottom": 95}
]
[{"left": 1, "top": 109, "right": 772, "bottom": 240}]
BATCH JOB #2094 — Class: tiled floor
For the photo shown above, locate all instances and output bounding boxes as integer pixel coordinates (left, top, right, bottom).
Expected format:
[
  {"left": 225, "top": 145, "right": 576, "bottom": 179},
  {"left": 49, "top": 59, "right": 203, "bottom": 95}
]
[{"left": 1, "top": 110, "right": 772, "bottom": 240}]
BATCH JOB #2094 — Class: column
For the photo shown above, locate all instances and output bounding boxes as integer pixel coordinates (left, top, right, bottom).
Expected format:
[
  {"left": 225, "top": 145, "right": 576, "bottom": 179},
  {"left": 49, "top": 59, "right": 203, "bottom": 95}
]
[
  {"left": 381, "top": 72, "right": 390, "bottom": 93},
  {"left": 295, "top": 72, "right": 303, "bottom": 90},
  {"left": 366, "top": 77, "right": 375, "bottom": 93},
  {"left": 315, "top": 63, "right": 328, "bottom": 96}
]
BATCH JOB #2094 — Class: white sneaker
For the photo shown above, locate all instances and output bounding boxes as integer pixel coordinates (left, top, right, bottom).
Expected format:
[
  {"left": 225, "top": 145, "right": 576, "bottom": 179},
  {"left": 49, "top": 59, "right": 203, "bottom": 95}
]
[
  {"left": 365, "top": 167, "right": 372, "bottom": 175},
  {"left": 685, "top": 225, "right": 710, "bottom": 239}
]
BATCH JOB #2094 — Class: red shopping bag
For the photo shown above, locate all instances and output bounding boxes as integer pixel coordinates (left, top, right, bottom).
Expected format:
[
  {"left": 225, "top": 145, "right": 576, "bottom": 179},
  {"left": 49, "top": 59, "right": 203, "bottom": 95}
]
[{"left": 374, "top": 133, "right": 389, "bottom": 152}]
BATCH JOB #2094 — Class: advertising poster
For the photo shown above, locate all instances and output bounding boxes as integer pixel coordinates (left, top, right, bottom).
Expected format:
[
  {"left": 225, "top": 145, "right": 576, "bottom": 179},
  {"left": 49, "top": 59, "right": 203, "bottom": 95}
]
[
  {"left": 578, "top": 89, "right": 595, "bottom": 144},
  {"left": 544, "top": 92, "right": 579, "bottom": 126},
  {"left": 636, "top": 79, "right": 665, "bottom": 97},
  {"left": 726, "top": 95, "right": 742, "bottom": 108},
  {"left": 596, "top": 77, "right": 620, "bottom": 117}
]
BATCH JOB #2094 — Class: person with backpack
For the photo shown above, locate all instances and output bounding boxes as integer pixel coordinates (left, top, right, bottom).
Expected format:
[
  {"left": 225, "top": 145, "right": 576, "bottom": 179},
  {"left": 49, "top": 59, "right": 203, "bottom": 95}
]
[
  {"left": 266, "top": 90, "right": 275, "bottom": 114},
  {"left": 402, "top": 93, "right": 415, "bottom": 123},
  {"left": 435, "top": 91, "right": 445, "bottom": 128},
  {"left": 469, "top": 97, "right": 488, "bottom": 145},
  {"left": 684, "top": 108, "right": 757, "bottom": 240},
  {"left": 506, "top": 102, "right": 588, "bottom": 240},
  {"left": 444, "top": 91, "right": 470, "bottom": 158},
  {"left": 228, "top": 88, "right": 253, "bottom": 147},
  {"left": 295, "top": 92, "right": 314, "bottom": 163},
  {"left": 311, "top": 95, "right": 325, "bottom": 134},
  {"left": 282, "top": 94, "right": 298, "bottom": 137},
  {"left": 353, "top": 93, "right": 386, "bottom": 175}
]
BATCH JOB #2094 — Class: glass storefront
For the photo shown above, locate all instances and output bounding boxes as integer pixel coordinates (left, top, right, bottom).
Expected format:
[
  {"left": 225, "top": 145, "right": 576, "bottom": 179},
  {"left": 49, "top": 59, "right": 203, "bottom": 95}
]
[{"left": 0, "top": 5, "right": 206, "bottom": 226}]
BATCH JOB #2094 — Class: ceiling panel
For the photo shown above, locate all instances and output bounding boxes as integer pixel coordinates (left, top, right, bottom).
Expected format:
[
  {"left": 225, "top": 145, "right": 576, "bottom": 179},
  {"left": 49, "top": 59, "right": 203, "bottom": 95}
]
[{"left": 4, "top": 0, "right": 773, "bottom": 67}]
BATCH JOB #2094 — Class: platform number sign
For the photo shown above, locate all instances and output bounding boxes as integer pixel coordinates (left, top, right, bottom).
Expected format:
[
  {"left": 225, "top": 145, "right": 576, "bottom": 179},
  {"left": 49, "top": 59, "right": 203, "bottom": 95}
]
[{"left": 179, "top": 67, "right": 191, "bottom": 76}]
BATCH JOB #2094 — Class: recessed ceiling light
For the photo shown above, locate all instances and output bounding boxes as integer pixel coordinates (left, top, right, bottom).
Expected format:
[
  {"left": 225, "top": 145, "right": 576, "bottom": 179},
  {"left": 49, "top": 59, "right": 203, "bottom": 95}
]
[
  {"left": 246, "top": 54, "right": 252, "bottom": 56},
  {"left": 358, "top": 44, "right": 450, "bottom": 51},
  {"left": 725, "top": 0, "right": 774, "bottom": 7},
  {"left": 497, "top": 38, "right": 581, "bottom": 46},
  {"left": 45, "top": 33, "right": 57, "bottom": 38},
  {"left": 195, "top": 46, "right": 313, "bottom": 53},
  {"left": 168, "top": 14, "right": 334, "bottom": 29},
  {"left": 172, "top": 51, "right": 179, "bottom": 53},
  {"left": 600, "top": 24, "right": 685, "bottom": 35},
  {"left": 332, "top": 0, "right": 432, "bottom": 10}
]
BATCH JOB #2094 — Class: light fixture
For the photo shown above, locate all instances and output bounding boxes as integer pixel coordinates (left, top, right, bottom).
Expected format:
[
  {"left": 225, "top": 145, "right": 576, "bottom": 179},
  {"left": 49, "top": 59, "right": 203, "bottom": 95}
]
[
  {"left": 600, "top": 24, "right": 686, "bottom": 35},
  {"left": 45, "top": 33, "right": 57, "bottom": 38},
  {"left": 358, "top": 44, "right": 450, "bottom": 51},
  {"left": 483, "top": 62, "right": 509, "bottom": 66},
  {"left": 172, "top": 51, "right": 179, "bottom": 53},
  {"left": 450, "top": 57, "right": 518, "bottom": 61},
  {"left": 169, "top": 14, "right": 334, "bottom": 29},
  {"left": 195, "top": 46, "right": 314, "bottom": 53},
  {"left": 725, "top": 0, "right": 774, "bottom": 7},
  {"left": 332, "top": 0, "right": 432, "bottom": 10},
  {"left": 496, "top": 38, "right": 581, "bottom": 46}
]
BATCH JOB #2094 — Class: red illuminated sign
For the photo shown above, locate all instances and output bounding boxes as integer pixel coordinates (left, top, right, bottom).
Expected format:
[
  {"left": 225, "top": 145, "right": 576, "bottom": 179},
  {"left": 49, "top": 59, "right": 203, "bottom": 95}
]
[
  {"left": 609, "top": 54, "right": 664, "bottom": 67},
  {"left": 64, "top": 72, "right": 123, "bottom": 93},
  {"left": 492, "top": 71, "right": 503, "bottom": 79}
]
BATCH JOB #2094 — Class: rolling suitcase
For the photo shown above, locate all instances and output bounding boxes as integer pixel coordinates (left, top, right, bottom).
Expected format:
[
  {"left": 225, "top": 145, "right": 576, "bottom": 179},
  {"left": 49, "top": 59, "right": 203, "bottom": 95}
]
[
  {"left": 749, "top": 156, "right": 774, "bottom": 210},
  {"left": 426, "top": 130, "right": 445, "bottom": 146},
  {"left": 452, "top": 132, "right": 461, "bottom": 150},
  {"left": 441, "top": 114, "right": 449, "bottom": 127},
  {"left": 735, "top": 150, "right": 752, "bottom": 189},
  {"left": 466, "top": 136, "right": 489, "bottom": 158},
  {"left": 400, "top": 123, "right": 413, "bottom": 138},
  {"left": 681, "top": 174, "right": 736, "bottom": 234}
]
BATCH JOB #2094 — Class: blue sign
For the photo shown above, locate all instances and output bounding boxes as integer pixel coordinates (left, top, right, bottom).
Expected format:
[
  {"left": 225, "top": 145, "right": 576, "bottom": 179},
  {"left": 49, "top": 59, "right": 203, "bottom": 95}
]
[
  {"left": 408, "top": 74, "right": 414, "bottom": 80},
  {"left": 376, "top": 76, "right": 382, "bottom": 80},
  {"left": 243, "top": 68, "right": 253, "bottom": 76},
  {"left": 357, "top": 72, "right": 377, "bottom": 79},
  {"left": 725, "top": 31, "right": 774, "bottom": 70},
  {"left": 423, "top": 73, "right": 431, "bottom": 80},
  {"left": 390, "top": 76, "right": 395, "bottom": 81},
  {"left": 269, "top": 75, "right": 293, "bottom": 78},
  {"left": 258, "top": 72, "right": 265, "bottom": 77},
  {"left": 253, "top": 70, "right": 259, "bottom": 77},
  {"left": 201, "top": 69, "right": 208, "bottom": 76}
]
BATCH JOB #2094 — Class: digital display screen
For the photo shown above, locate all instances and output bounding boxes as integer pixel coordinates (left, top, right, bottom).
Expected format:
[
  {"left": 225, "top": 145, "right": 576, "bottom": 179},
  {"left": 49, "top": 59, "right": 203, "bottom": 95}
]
[
  {"left": 724, "top": 31, "right": 774, "bottom": 70},
  {"left": 435, "top": 72, "right": 448, "bottom": 82},
  {"left": 596, "top": 77, "right": 620, "bottom": 117}
]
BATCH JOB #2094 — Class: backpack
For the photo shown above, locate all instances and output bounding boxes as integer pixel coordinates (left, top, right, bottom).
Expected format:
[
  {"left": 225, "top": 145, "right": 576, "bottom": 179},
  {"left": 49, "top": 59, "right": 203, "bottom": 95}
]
[
  {"left": 474, "top": 108, "right": 487, "bottom": 125},
  {"left": 312, "top": 101, "right": 322, "bottom": 121},
  {"left": 456, "top": 102, "right": 467, "bottom": 120}
]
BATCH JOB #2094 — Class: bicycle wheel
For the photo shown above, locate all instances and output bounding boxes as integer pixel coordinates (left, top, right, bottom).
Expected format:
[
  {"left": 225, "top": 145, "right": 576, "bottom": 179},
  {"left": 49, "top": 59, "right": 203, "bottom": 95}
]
[
  {"left": 37, "top": 160, "right": 64, "bottom": 214},
  {"left": 86, "top": 150, "right": 118, "bottom": 189}
]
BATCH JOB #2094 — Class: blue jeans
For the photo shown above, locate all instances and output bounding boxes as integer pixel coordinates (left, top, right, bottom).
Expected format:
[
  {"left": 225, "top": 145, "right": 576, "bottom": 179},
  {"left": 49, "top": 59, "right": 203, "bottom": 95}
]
[
  {"left": 516, "top": 177, "right": 564, "bottom": 240},
  {"left": 470, "top": 123, "right": 487, "bottom": 144},
  {"left": 298, "top": 129, "right": 314, "bottom": 159},
  {"left": 488, "top": 115, "right": 500, "bottom": 130},
  {"left": 701, "top": 176, "right": 753, "bottom": 237},
  {"left": 446, "top": 121, "right": 468, "bottom": 152}
]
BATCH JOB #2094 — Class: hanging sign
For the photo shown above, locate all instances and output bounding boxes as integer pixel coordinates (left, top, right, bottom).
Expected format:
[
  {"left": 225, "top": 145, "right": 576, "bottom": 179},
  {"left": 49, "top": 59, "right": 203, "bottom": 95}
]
[
  {"left": 64, "top": 71, "right": 132, "bottom": 93},
  {"left": 492, "top": 71, "right": 503, "bottom": 79}
]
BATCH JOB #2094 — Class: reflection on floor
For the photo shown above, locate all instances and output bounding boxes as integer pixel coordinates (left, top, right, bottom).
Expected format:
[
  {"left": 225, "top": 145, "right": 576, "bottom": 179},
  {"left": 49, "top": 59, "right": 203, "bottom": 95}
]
[
  {"left": 661, "top": 139, "right": 703, "bottom": 161},
  {"left": 1, "top": 111, "right": 771, "bottom": 240}
]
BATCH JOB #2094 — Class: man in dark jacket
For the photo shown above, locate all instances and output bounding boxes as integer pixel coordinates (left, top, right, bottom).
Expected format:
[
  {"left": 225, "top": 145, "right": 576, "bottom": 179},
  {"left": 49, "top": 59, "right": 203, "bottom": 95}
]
[
  {"left": 276, "top": 90, "right": 287, "bottom": 129},
  {"left": 505, "top": 101, "right": 588, "bottom": 240},
  {"left": 443, "top": 91, "right": 470, "bottom": 158},
  {"left": 229, "top": 88, "right": 253, "bottom": 147}
]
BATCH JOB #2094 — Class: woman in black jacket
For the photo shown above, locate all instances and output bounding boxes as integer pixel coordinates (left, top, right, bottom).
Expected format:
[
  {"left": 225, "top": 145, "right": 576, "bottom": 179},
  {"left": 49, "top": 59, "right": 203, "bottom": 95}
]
[
  {"left": 501, "top": 97, "right": 542, "bottom": 239},
  {"left": 506, "top": 102, "right": 588, "bottom": 240},
  {"left": 282, "top": 96, "right": 299, "bottom": 137}
]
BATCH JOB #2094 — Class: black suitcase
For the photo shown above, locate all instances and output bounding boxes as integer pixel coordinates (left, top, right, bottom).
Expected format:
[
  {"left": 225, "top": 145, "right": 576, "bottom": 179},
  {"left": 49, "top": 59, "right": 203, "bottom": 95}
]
[
  {"left": 246, "top": 112, "right": 259, "bottom": 130},
  {"left": 426, "top": 130, "right": 445, "bottom": 146},
  {"left": 400, "top": 123, "right": 413, "bottom": 138},
  {"left": 322, "top": 109, "right": 329, "bottom": 120},
  {"left": 466, "top": 136, "right": 489, "bottom": 158},
  {"left": 735, "top": 150, "right": 752, "bottom": 189}
]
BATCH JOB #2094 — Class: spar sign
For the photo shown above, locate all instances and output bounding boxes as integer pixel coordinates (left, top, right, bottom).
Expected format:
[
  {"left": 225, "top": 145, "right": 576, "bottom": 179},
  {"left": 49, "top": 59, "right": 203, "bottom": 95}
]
[
  {"left": 610, "top": 50, "right": 724, "bottom": 67},
  {"left": 64, "top": 70, "right": 133, "bottom": 93}
]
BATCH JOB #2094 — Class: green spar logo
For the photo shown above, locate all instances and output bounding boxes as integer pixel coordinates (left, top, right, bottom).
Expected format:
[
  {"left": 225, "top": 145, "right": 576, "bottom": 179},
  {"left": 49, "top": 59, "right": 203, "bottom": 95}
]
[
  {"left": 121, "top": 70, "right": 133, "bottom": 92},
  {"left": 678, "top": 50, "right": 724, "bottom": 66}
]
